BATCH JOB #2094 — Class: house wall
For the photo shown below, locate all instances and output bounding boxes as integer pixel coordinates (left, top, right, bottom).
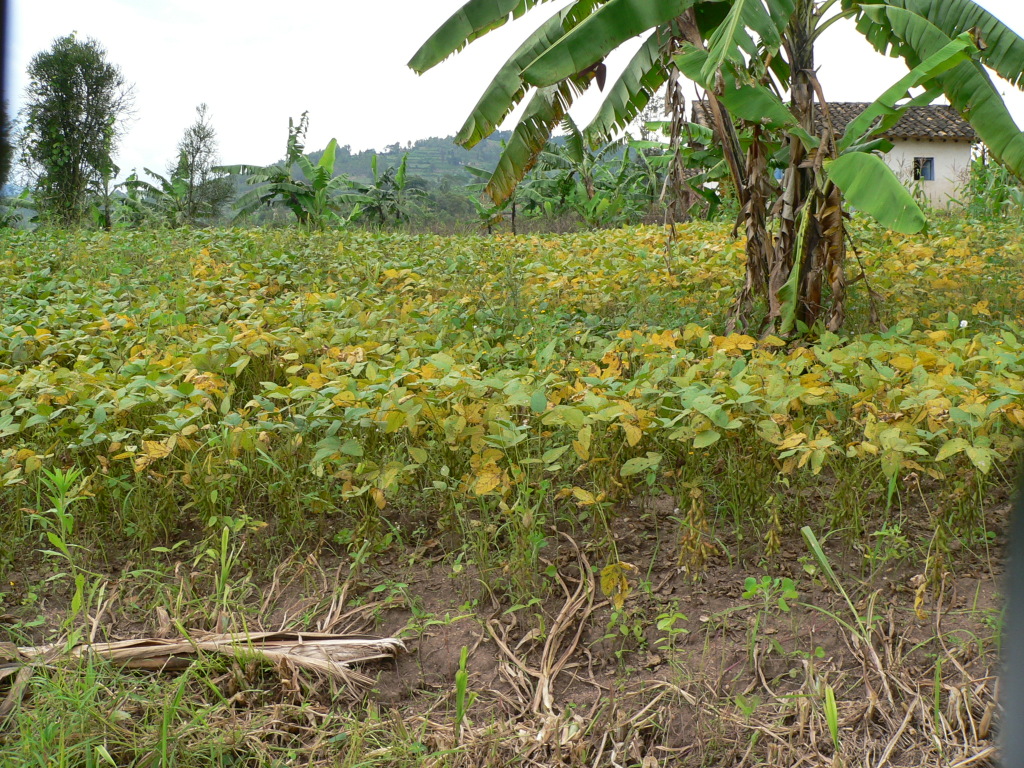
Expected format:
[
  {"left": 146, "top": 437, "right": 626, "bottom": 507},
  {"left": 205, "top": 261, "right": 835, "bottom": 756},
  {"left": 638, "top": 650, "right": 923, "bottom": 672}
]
[{"left": 882, "top": 139, "right": 971, "bottom": 207}]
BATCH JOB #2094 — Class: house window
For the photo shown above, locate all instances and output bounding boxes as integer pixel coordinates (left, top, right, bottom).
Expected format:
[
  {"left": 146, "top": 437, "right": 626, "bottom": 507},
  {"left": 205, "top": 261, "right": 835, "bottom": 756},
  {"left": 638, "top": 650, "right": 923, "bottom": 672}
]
[{"left": 913, "top": 157, "right": 935, "bottom": 181}]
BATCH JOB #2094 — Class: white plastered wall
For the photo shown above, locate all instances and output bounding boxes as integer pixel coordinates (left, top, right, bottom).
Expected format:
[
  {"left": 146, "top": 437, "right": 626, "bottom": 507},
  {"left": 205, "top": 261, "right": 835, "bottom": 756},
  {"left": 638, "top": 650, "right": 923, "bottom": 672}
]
[{"left": 882, "top": 139, "right": 972, "bottom": 207}]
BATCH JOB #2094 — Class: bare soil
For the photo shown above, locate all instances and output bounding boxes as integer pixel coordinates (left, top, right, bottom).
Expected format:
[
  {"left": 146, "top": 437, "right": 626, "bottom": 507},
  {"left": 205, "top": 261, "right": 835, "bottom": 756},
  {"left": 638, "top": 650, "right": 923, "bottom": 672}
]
[{"left": 0, "top": 489, "right": 1009, "bottom": 766}]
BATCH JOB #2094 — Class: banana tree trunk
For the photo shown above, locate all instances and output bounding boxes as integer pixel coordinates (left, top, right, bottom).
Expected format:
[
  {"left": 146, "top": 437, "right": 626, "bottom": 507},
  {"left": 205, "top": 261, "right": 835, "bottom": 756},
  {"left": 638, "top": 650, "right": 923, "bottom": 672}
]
[
  {"left": 770, "top": 1, "right": 816, "bottom": 329},
  {"left": 813, "top": 180, "right": 847, "bottom": 331},
  {"left": 720, "top": 0, "right": 847, "bottom": 336}
]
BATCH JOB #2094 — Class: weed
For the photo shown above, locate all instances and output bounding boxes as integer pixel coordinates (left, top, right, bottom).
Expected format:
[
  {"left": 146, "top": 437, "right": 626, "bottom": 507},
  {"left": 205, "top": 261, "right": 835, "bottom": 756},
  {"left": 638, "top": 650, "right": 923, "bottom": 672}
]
[
  {"left": 654, "top": 610, "right": 690, "bottom": 652},
  {"left": 453, "top": 645, "right": 476, "bottom": 742},
  {"left": 823, "top": 683, "right": 840, "bottom": 753},
  {"left": 801, "top": 526, "right": 878, "bottom": 641}
]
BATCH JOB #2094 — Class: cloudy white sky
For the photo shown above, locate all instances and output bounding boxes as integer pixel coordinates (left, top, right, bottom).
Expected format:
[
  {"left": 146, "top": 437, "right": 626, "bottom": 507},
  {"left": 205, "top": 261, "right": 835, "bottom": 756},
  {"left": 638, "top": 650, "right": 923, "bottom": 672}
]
[{"left": 9, "top": 1, "right": 1024, "bottom": 180}]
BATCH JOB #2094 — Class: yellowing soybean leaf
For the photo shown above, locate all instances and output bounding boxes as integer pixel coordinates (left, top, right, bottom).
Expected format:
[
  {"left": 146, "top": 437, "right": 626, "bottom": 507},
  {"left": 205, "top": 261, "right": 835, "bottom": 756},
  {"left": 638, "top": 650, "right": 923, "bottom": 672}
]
[
  {"left": 683, "top": 323, "right": 708, "bottom": 341},
  {"left": 777, "top": 432, "right": 807, "bottom": 451},
  {"left": 934, "top": 437, "right": 970, "bottom": 462},
  {"left": 650, "top": 329, "right": 678, "bottom": 349},
  {"left": 889, "top": 355, "right": 915, "bottom": 372},
  {"left": 576, "top": 425, "right": 592, "bottom": 451},
  {"left": 572, "top": 487, "right": 597, "bottom": 505},
  {"left": 474, "top": 463, "right": 503, "bottom": 495},
  {"left": 965, "top": 445, "right": 993, "bottom": 473},
  {"left": 383, "top": 410, "right": 406, "bottom": 434},
  {"left": 622, "top": 423, "right": 642, "bottom": 447},
  {"left": 573, "top": 425, "right": 592, "bottom": 460},
  {"left": 713, "top": 334, "right": 756, "bottom": 353},
  {"left": 331, "top": 390, "right": 355, "bottom": 406},
  {"left": 600, "top": 562, "right": 636, "bottom": 610},
  {"left": 409, "top": 446, "right": 428, "bottom": 464},
  {"left": 143, "top": 440, "right": 174, "bottom": 459},
  {"left": 370, "top": 487, "right": 387, "bottom": 510},
  {"left": 810, "top": 449, "right": 827, "bottom": 475},
  {"left": 881, "top": 452, "right": 901, "bottom": 478}
]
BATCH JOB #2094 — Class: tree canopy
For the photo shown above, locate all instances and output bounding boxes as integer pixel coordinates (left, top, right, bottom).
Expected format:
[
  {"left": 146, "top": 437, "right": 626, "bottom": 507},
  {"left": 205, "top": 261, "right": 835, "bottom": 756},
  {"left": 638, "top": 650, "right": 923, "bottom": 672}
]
[{"left": 21, "top": 34, "right": 133, "bottom": 226}]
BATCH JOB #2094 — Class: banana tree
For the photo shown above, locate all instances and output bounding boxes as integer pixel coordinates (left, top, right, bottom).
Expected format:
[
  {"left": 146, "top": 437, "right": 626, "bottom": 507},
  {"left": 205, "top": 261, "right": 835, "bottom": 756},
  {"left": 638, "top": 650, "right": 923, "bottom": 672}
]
[
  {"left": 539, "top": 115, "right": 623, "bottom": 200},
  {"left": 410, "top": 0, "right": 1024, "bottom": 334},
  {"left": 121, "top": 152, "right": 194, "bottom": 228},
  {"left": 345, "top": 154, "right": 422, "bottom": 227},
  {"left": 464, "top": 163, "right": 514, "bottom": 233},
  {"left": 214, "top": 112, "right": 353, "bottom": 230},
  {"left": 628, "top": 119, "right": 731, "bottom": 219}
]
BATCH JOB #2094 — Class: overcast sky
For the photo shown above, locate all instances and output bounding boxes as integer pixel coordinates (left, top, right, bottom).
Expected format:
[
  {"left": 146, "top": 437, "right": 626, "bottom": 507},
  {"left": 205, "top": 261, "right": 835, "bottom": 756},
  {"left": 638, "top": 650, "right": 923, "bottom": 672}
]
[{"left": 9, "top": 1, "right": 1024, "bottom": 180}]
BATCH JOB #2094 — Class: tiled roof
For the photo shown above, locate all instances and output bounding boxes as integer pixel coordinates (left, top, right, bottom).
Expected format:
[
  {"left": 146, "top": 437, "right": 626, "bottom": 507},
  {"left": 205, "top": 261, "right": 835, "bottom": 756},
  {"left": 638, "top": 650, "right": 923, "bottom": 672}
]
[{"left": 691, "top": 100, "right": 977, "bottom": 141}]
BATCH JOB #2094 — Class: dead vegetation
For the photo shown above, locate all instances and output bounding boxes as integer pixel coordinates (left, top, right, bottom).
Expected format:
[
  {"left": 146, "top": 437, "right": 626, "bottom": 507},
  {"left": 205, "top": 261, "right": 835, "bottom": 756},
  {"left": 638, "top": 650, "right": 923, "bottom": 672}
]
[{"left": 0, "top": 495, "right": 1007, "bottom": 767}]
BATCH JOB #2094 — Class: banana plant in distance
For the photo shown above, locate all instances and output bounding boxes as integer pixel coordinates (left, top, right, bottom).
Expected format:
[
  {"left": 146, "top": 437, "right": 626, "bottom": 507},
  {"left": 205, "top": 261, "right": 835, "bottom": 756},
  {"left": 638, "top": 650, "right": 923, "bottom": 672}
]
[
  {"left": 409, "top": 0, "right": 1024, "bottom": 335},
  {"left": 215, "top": 112, "right": 354, "bottom": 230}
]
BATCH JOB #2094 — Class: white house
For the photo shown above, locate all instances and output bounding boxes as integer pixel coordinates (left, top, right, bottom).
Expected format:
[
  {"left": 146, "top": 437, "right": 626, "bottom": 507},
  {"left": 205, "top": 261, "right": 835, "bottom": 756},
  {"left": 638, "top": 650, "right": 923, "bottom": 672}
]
[
  {"left": 820, "top": 102, "right": 977, "bottom": 207},
  {"left": 691, "top": 101, "right": 978, "bottom": 207}
]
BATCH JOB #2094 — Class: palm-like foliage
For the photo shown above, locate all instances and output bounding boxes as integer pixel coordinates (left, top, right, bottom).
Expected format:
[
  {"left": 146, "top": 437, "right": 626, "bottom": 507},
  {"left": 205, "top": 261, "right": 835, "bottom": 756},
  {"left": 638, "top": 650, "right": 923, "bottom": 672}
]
[
  {"left": 214, "top": 113, "right": 352, "bottom": 229},
  {"left": 463, "top": 163, "right": 513, "bottom": 232},
  {"left": 411, "top": 0, "right": 1024, "bottom": 333},
  {"left": 346, "top": 154, "right": 422, "bottom": 227},
  {"left": 539, "top": 115, "right": 623, "bottom": 200},
  {"left": 527, "top": 119, "right": 666, "bottom": 226},
  {"left": 122, "top": 152, "right": 199, "bottom": 228},
  {"left": 121, "top": 167, "right": 190, "bottom": 228}
]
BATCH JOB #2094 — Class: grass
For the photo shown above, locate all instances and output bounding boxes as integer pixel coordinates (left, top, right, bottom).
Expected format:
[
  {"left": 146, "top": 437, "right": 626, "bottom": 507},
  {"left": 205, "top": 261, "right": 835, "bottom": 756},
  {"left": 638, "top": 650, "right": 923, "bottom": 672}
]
[{"left": 0, "top": 215, "right": 1020, "bottom": 765}]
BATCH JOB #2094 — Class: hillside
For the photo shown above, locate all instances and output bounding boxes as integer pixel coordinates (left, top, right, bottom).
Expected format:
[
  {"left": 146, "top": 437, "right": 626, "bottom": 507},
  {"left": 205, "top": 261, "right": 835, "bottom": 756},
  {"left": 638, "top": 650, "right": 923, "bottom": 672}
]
[{"left": 307, "top": 131, "right": 515, "bottom": 183}]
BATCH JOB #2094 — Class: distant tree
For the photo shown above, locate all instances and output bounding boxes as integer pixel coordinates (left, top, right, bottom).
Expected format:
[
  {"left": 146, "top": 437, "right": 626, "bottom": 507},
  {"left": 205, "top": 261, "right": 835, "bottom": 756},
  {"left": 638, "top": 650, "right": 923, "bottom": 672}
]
[
  {"left": 169, "top": 104, "right": 231, "bottom": 224},
  {"left": 20, "top": 34, "right": 133, "bottom": 226}
]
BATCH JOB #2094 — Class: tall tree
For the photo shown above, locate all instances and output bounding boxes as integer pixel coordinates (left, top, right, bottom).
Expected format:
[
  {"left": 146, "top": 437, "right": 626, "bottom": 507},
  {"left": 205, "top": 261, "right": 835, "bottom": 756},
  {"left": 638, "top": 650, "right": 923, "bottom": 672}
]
[
  {"left": 171, "top": 103, "right": 230, "bottom": 224},
  {"left": 410, "top": 1, "right": 1024, "bottom": 334},
  {"left": 21, "top": 34, "right": 133, "bottom": 226}
]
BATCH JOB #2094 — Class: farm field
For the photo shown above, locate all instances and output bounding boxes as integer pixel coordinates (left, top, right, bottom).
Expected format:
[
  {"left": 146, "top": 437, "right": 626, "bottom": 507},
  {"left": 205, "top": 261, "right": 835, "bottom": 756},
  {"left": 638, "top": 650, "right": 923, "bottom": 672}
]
[{"left": 0, "top": 218, "right": 1022, "bottom": 765}]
